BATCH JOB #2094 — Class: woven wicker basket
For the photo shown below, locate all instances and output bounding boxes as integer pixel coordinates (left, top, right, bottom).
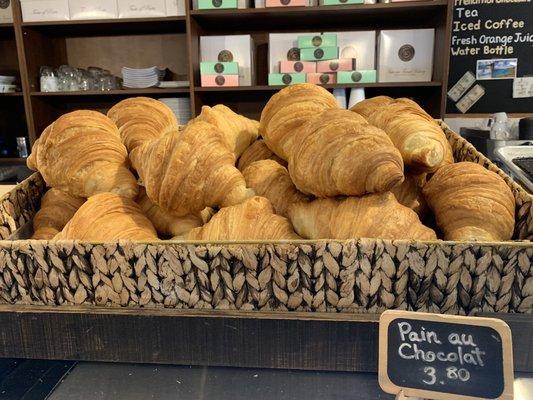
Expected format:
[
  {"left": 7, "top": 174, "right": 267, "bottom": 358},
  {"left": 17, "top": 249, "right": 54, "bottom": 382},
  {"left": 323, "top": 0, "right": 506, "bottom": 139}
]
[{"left": 0, "top": 123, "right": 531, "bottom": 315}]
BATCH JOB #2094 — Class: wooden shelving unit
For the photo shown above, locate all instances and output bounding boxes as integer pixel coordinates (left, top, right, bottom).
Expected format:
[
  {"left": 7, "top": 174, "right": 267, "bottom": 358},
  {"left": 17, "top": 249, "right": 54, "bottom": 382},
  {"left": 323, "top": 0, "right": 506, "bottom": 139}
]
[{"left": 0, "top": 0, "right": 453, "bottom": 162}]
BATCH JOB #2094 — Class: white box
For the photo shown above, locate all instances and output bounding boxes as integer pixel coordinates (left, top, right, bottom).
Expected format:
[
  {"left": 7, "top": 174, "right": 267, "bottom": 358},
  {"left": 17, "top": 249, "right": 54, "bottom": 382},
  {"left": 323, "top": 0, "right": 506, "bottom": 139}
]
[
  {"left": 200, "top": 35, "right": 254, "bottom": 86},
  {"left": 378, "top": 29, "right": 434, "bottom": 82},
  {"left": 166, "top": 0, "right": 185, "bottom": 15},
  {"left": 117, "top": 0, "right": 166, "bottom": 18},
  {"left": 20, "top": 0, "right": 70, "bottom": 22},
  {"left": 0, "top": 0, "right": 13, "bottom": 22},
  {"left": 69, "top": 0, "right": 118, "bottom": 20},
  {"left": 327, "top": 31, "right": 376, "bottom": 71},
  {"left": 268, "top": 32, "right": 320, "bottom": 74}
]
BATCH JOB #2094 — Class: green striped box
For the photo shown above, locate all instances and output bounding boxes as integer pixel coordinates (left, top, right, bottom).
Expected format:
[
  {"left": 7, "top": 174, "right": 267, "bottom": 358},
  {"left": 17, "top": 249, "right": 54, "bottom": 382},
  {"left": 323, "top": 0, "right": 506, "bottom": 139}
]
[
  {"left": 198, "top": 0, "right": 238, "bottom": 9},
  {"left": 268, "top": 73, "right": 306, "bottom": 86},
  {"left": 297, "top": 34, "right": 337, "bottom": 49},
  {"left": 300, "top": 46, "right": 339, "bottom": 61},
  {"left": 200, "top": 62, "right": 239, "bottom": 75},
  {"left": 336, "top": 70, "right": 377, "bottom": 84}
]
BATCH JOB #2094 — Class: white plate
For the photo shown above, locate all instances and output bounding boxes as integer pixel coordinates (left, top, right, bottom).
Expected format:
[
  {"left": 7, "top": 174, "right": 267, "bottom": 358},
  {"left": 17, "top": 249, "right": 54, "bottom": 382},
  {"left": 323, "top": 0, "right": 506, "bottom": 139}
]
[{"left": 0, "top": 76, "right": 16, "bottom": 84}]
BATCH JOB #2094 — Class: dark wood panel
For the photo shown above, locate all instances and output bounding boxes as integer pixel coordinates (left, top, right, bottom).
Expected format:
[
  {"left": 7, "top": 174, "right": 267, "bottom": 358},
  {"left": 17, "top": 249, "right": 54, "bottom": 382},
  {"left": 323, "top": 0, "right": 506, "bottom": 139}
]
[
  {"left": 0, "top": 306, "right": 530, "bottom": 373},
  {"left": 30, "top": 88, "right": 189, "bottom": 96}
]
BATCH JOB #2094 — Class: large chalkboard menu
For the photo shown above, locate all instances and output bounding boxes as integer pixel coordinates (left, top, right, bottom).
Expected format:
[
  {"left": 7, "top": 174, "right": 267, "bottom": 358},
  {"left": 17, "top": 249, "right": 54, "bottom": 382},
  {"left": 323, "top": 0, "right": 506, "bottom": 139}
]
[{"left": 446, "top": 0, "right": 533, "bottom": 114}]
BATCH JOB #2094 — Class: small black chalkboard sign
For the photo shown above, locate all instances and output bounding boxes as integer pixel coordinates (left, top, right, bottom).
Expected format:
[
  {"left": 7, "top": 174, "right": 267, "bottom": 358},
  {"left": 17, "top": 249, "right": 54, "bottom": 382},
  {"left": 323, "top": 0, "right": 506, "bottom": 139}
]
[{"left": 379, "top": 311, "right": 513, "bottom": 400}]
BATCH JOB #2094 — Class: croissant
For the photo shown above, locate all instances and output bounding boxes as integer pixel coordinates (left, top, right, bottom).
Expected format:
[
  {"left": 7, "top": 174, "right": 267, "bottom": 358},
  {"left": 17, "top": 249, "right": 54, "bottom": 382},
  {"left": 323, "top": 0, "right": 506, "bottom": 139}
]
[
  {"left": 184, "top": 196, "right": 300, "bottom": 241},
  {"left": 349, "top": 95, "right": 393, "bottom": 119},
  {"left": 237, "top": 139, "right": 287, "bottom": 171},
  {"left": 242, "top": 160, "right": 310, "bottom": 217},
  {"left": 391, "top": 174, "right": 428, "bottom": 218},
  {"left": 260, "top": 83, "right": 339, "bottom": 159},
  {"left": 196, "top": 104, "right": 259, "bottom": 157},
  {"left": 288, "top": 109, "right": 404, "bottom": 197},
  {"left": 423, "top": 162, "right": 515, "bottom": 241},
  {"left": 55, "top": 192, "right": 158, "bottom": 241},
  {"left": 288, "top": 193, "right": 436, "bottom": 241},
  {"left": 350, "top": 97, "right": 453, "bottom": 172},
  {"left": 27, "top": 110, "right": 138, "bottom": 199},
  {"left": 137, "top": 187, "right": 206, "bottom": 238},
  {"left": 130, "top": 120, "right": 254, "bottom": 217},
  {"left": 32, "top": 189, "right": 85, "bottom": 240}
]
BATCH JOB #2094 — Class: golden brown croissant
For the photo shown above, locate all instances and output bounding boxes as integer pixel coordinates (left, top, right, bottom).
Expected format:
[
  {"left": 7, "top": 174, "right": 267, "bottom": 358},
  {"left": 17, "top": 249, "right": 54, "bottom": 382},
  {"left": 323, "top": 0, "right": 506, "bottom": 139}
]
[
  {"left": 130, "top": 119, "right": 254, "bottom": 217},
  {"left": 32, "top": 189, "right": 85, "bottom": 240},
  {"left": 55, "top": 192, "right": 158, "bottom": 241},
  {"left": 137, "top": 187, "right": 206, "bottom": 238},
  {"left": 288, "top": 193, "right": 436, "bottom": 241},
  {"left": 349, "top": 95, "right": 393, "bottom": 119},
  {"left": 195, "top": 104, "right": 259, "bottom": 157},
  {"left": 288, "top": 109, "right": 404, "bottom": 197},
  {"left": 184, "top": 196, "right": 300, "bottom": 241},
  {"left": 260, "top": 83, "right": 339, "bottom": 159},
  {"left": 107, "top": 97, "right": 179, "bottom": 153},
  {"left": 242, "top": 160, "right": 310, "bottom": 217},
  {"left": 27, "top": 110, "right": 138, "bottom": 199},
  {"left": 350, "top": 97, "right": 453, "bottom": 172},
  {"left": 237, "top": 139, "right": 287, "bottom": 171},
  {"left": 423, "top": 162, "right": 515, "bottom": 241},
  {"left": 391, "top": 174, "right": 428, "bottom": 218}
]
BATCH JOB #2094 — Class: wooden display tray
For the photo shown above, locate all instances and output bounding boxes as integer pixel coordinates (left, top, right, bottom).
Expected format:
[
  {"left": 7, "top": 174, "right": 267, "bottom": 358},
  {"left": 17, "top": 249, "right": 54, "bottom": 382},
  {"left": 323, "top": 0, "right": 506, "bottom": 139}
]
[{"left": 0, "top": 305, "right": 530, "bottom": 372}]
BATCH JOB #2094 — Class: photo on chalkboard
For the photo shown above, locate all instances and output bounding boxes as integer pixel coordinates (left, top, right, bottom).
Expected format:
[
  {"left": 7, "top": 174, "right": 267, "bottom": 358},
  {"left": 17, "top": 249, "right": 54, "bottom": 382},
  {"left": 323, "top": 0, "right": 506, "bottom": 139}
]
[{"left": 476, "top": 58, "right": 517, "bottom": 80}]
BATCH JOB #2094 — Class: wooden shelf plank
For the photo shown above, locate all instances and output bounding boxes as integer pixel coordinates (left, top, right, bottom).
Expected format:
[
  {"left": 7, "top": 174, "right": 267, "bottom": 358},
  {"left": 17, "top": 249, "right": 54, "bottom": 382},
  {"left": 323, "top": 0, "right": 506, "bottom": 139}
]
[
  {"left": 0, "top": 92, "right": 23, "bottom": 97},
  {"left": 30, "top": 88, "right": 190, "bottom": 97},
  {"left": 195, "top": 81, "right": 442, "bottom": 92},
  {"left": 21, "top": 16, "right": 187, "bottom": 35},
  {"left": 21, "top": 16, "right": 186, "bottom": 27},
  {"left": 0, "top": 22, "right": 14, "bottom": 28},
  {"left": 191, "top": 1, "right": 448, "bottom": 30},
  {"left": 0, "top": 157, "right": 27, "bottom": 165}
]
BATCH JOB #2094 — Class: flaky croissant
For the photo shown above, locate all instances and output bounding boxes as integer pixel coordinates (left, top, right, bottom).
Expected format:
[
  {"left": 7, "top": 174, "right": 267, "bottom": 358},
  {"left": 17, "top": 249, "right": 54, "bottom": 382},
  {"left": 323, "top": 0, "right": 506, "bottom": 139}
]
[
  {"left": 137, "top": 187, "right": 207, "bottom": 238},
  {"left": 391, "top": 174, "right": 428, "bottom": 218},
  {"left": 350, "top": 97, "right": 453, "bottom": 173},
  {"left": 242, "top": 160, "right": 310, "bottom": 217},
  {"left": 130, "top": 120, "right": 254, "bottom": 217},
  {"left": 260, "top": 83, "right": 339, "bottom": 159},
  {"left": 288, "top": 109, "right": 404, "bottom": 197},
  {"left": 184, "top": 196, "right": 300, "bottom": 241},
  {"left": 107, "top": 97, "right": 179, "bottom": 153},
  {"left": 55, "top": 192, "right": 158, "bottom": 241},
  {"left": 349, "top": 95, "right": 393, "bottom": 119},
  {"left": 196, "top": 104, "right": 259, "bottom": 157},
  {"left": 32, "top": 189, "right": 85, "bottom": 240},
  {"left": 423, "top": 162, "right": 515, "bottom": 241},
  {"left": 288, "top": 193, "right": 436, "bottom": 241},
  {"left": 27, "top": 110, "right": 138, "bottom": 199},
  {"left": 237, "top": 139, "right": 286, "bottom": 171}
]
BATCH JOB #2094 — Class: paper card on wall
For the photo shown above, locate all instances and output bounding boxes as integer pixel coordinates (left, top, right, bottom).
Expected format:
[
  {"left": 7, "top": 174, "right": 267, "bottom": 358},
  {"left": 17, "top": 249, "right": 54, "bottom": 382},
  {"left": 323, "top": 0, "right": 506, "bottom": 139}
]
[
  {"left": 513, "top": 77, "right": 533, "bottom": 99},
  {"left": 448, "top": 71, "right": 476, "bottom": 102},
  {"left": 456, "top": 84, "right": 485, "bottom": 114}
]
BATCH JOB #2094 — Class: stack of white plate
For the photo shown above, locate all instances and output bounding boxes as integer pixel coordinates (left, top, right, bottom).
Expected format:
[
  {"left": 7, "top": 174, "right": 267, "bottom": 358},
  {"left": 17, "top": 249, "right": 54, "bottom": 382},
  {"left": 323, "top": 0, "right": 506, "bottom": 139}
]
[
  {"left": 0, "top": 76, "right": 17, "bottom": 93},
  {"left": 122, "top": 67, "right": 165, "bottom": 89},
  {"left": 160, "top": 97, "right": 192, "bottom": 124}
]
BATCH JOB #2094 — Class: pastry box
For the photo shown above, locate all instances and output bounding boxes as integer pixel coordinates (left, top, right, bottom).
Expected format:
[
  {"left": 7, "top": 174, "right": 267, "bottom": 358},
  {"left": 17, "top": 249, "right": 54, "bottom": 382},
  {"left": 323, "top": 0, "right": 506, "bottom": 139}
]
[
  {"left": 378, "top": 29, "right": 435, "bottom": 83},
  {"left": 265, "top": 0, "right": 306, "bottom": 7},
  {"left": 0, "top": 0, "right": 13, "bottom": 22},
  {"left": 200, "top": 35, "right": 254, "bottom": 86},
  {"left": 20, "top": 0, "right": 70, "bottom": 22},
  {"left": 306, "top": 72, "right": 336, "bottom": 84},
  {"left": 200, "top": 62, "right": 239, "bottom": 75},
  {"left": 279, "top": 61, "right": 316, "bottom": 74},
  {"left": 165, "top": 0, "right": 185, "bottom": 15},
  {"left": 200, "top": 74, "right": 239, "bottom": 87},
  {"left": 268, "top": 32, "right": 320, "bottom": 74},
  {"left": 69, "top": 0, "right": 119, "bottom": 20},
  {"left": 328, "top": 31, "right": 376, "bottom": 70},
  {"left": 197, "top": 0, "right": 238, "bottom": 9},
  {"left": 268, "top": 73, "right": 306, "bottom": 85},
  {"left": 300, "top": 46, "right": 338, "bottom": 61},
  {"left": 337, "top": 70, "right": 376, "bottom": 84},
  {"left": 316, "top": 59, "right": 356, "bottom": 73},
  {"left": 319, "top": 0, "right": 363, "bottom": 4},
  {"left": 298, "top": 34, "right": 337, "bottom": 49},
  {"left": 117, "top": 0, "right": 166, "bottom": 18}
]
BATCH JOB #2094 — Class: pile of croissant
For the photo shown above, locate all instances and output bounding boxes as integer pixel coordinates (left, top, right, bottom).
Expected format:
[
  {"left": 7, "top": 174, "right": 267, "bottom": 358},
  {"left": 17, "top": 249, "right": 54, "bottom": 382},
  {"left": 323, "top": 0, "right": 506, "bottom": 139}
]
[{"left": 27, "top": 83, "right": 516, "bottom": 243}]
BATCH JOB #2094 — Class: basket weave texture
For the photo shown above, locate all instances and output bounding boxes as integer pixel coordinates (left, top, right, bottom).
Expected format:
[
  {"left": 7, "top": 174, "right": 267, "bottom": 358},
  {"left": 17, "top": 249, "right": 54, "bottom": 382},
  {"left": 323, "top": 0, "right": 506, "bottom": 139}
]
[{"left": 0, "top": 124, "right": 531, "bottom": 314}]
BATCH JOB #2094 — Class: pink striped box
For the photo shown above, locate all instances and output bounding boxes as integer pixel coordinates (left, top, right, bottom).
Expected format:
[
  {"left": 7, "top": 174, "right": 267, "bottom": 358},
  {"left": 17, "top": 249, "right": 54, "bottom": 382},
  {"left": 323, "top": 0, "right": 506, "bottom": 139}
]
[
  {"left": 279, "top": 61, "right": 316, "bottom": 74},
  {"left": 316, "top": 58, "right": 356, "bottom": 73},
  {"left": 201, "top": 74, "right": 240, "bottom": 87}
]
